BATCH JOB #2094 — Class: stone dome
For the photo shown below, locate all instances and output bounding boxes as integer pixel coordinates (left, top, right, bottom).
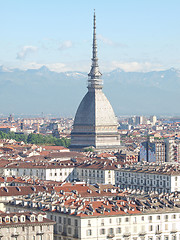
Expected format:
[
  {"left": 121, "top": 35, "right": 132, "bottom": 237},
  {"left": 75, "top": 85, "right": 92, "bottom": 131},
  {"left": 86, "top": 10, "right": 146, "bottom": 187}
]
[{"left": 74, "top": 89, "right": 118, "bottom": 127}]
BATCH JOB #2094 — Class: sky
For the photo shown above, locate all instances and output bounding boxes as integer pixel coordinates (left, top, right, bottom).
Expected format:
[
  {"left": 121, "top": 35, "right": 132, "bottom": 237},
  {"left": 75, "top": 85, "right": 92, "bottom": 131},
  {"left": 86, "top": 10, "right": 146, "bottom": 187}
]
[{"left": 1, "top": 0, "right": 180, "bottom": 73}]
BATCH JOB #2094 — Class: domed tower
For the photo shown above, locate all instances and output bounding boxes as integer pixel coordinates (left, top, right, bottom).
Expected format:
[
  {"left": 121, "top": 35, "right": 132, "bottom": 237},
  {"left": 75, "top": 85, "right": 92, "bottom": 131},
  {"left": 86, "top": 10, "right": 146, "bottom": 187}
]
[{"left": 71, "top": 11, "right": 120, "bottom": 151}]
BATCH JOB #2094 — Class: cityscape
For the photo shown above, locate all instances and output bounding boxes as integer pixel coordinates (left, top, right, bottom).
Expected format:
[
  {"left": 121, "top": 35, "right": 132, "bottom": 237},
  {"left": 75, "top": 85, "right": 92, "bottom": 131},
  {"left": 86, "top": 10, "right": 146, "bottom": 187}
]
[{"left": 1, "top": 1, "right": 180, "bottom": 240}]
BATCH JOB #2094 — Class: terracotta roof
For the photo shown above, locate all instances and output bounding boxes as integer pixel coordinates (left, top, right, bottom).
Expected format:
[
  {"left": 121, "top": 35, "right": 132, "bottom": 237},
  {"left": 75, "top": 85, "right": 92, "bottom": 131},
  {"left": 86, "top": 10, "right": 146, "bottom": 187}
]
[
  {"left": 0, "top": 185, "right": 54, "bottom": 197},
  {"left": 0, "top": 211, "right": 55, "bottom": 226}
]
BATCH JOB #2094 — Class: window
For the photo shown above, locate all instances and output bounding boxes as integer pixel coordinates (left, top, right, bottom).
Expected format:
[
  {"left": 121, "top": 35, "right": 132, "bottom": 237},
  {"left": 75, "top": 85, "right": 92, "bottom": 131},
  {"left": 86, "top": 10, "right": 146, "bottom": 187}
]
[
  {"left": 172, "top": 214, "right": 176, "bottom": 219},
  {"left": 100, "top": 229, "right": 105, "bottom": 235},
  {"left": 157, "top": 215, "right": 161, "bottom": 220},
  {"left": 87, "top": 229, "right": 92, "bottom": 236},
  {"left": 149, "top": 225, "right": 153, "bottom": 231},
  {"left": 116, "top": 227, "right": 121, "bottom": 234},
  {"left": 117, "top": 218, "right": 121, "bottom": 224},
  {"left": 68, "top": 227, "right": 72, "bottom": 234},
  {"left": 165, "top": 224, "right": 168, "bottom": 230},
  {"left": 30, "top": 215, "right": 35, "bottom": 222},
  {"left": 59, "top": 225, "right": 62, "bottom": 232},
  {"left": 141, "top": 216, "right": 144, "bottom": 221},
  {"left": 109, "top": 228, "right": 114, "bottom": 234},
  {"left": 21, "top": 216, "right": 25, "bottom": 222},
  {"left": 109, "top": 218, "right": 112, "bottom": 224},
  {"left": 101, "top": 219, "right": 104, "bottom": 226},
  {"left": 32, "top": 226, "right": 35, "bottom": 231},
  {"left": 149, "top": 216, "right": 152, "bottom": 221},
  {"left": 87, "top": 220, "right": 91, "bottom": 226},
  {"left": 125, "top": 217, "right": 129, "bottom": 222},
  {"left": 75, "top": 220, "right": 78, "bottom": 226},
  {"left": 22, "top": 226, "right": 25, "bottom": 231},
  {"left": 59, "top": 217, "right": 61, "bottom": 223},
  {"left": 68, "top": 218, "right": 71, "bottom": 225}
]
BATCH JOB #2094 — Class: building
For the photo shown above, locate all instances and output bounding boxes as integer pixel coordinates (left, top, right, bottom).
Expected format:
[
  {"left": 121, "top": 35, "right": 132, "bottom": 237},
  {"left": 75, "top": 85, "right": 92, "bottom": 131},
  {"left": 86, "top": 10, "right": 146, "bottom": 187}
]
[
  {"left": 115, "top": 163, "right": 180, "bottom": 193},
  {"left": 0, "top": 211, "right": 55, "bottom": 240},
  {"left": 150, "top": 115, "right": 157, "bottom": 125},
  {"left": 71, "top": 12, "right": 120, "bottom": 151},
  {"left": 6, "top": 191, "right": 180, "bottom": 240},
  {"left": 0, "top": 126, "right": 16, "bottom": 133},
  {"left": 140, "top": 137, "right": 180, "bottom": 163},
  {"left": 165, "top": 138, "right": 180, "bottom": 163},
  {"left": 140, "top": 137, "right": 166, "bottom": 163}
]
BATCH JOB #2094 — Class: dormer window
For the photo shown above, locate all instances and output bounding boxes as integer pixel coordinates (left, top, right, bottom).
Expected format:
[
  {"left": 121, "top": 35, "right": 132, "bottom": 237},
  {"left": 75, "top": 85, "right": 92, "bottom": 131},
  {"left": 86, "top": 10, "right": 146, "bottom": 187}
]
[
  {"left": 13, "top": 216, "right": 18, "bottom": 223},
  {"left": 5, "top": 216, "right": 10, "bottom": 223},
  {"left": 30, "top": 215, "right": 35, "bottom": 222},
  {"left": 20, "top": 215, "right": 25, "bottom": 223},
  {"left": 38, "top": 214, "right": 43, "bottom": 222}
]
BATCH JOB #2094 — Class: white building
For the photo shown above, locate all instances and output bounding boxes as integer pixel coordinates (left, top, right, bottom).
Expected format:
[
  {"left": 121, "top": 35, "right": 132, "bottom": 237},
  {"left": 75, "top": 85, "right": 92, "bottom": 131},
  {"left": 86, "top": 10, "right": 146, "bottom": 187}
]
[
  {"left": 6, "top": 191, "right": 180, "bottom": 240},
  {"left": 115, "top": 164, "right": 180, "bottom": 193},
  {"left": 3, "top": 162, "right": 76, "bottom": 182}
]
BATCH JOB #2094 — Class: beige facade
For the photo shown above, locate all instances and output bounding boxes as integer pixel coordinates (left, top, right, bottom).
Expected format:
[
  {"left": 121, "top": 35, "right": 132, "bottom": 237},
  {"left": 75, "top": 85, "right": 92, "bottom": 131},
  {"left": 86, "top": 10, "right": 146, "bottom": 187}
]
[{"left": 0, "top": 212, "right": 54, "bottom": 240}]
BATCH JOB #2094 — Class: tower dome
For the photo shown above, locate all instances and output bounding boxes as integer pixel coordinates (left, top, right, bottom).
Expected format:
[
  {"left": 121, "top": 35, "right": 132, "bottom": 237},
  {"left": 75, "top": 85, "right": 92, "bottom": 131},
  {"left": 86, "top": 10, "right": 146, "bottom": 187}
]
[{"left": 71, "top": 11, "right": 120, "bottom": 150}]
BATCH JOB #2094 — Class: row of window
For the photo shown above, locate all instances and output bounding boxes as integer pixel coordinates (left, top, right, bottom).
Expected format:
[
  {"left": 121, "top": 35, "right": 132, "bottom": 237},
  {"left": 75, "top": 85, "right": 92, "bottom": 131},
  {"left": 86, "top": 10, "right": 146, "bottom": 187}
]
[
  {"left": 86, "top": 214, "right": 179, "bottom": 227},
  {"left": 86, "top": 227, "right": 180, "bottom": 237},
  {"left": 50, "top": 215, "right": 78, "bottom": 226},
  {"left": 116, "top": 172, "right": 169, "bottom": 180}
]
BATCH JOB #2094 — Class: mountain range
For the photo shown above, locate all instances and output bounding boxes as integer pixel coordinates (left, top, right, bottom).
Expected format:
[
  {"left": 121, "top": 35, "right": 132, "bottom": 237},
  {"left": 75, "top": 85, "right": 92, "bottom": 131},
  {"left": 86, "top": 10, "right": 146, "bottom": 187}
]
[{"left": 0, "top": 66, "right": 180, "bottom": 116}]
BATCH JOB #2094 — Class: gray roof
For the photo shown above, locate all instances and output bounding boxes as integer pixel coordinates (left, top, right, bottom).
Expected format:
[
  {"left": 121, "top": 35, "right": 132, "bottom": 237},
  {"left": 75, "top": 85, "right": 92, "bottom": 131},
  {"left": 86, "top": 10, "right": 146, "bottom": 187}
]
[{"left": 74, "top": 89, "right": 118, "bottom": 127}]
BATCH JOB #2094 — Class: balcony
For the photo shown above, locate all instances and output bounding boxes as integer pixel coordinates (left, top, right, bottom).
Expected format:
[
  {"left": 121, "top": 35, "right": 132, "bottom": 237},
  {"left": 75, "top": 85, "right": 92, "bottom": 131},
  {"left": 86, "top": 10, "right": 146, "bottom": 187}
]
[
  {"left": 107, "top": 234, "right": 115, "bottom": 238},
  {"left": 123, "top": 233, "right": 131, "bottom": 237},
  {"left": 73, "top": 234, "right": 79, "bottom": 239},
  {"left": 36, "top": 232, "right": 44, "bottom": 236},
  {"left": 11, "top": 232, "right": 19, "bottom": 238},
  {"left": 155, "top": 230, "right": 162, "bottom": 235},
  {"left": 139, "top": 232, "right": 146, "bottom": 236}
]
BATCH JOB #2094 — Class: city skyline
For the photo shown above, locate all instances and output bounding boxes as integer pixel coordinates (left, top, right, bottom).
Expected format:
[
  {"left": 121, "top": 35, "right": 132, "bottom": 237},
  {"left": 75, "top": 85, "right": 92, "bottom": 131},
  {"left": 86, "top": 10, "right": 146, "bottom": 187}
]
[{"left": 1, "top": 0, "right": 180, "bottom": 73}]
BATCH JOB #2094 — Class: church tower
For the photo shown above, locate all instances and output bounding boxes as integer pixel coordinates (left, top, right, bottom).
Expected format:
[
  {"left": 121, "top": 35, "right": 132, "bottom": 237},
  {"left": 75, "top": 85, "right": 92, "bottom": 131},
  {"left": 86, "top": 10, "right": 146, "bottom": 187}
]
[{"left": 71, "top": 11, "right": 120, "bottom": 151}]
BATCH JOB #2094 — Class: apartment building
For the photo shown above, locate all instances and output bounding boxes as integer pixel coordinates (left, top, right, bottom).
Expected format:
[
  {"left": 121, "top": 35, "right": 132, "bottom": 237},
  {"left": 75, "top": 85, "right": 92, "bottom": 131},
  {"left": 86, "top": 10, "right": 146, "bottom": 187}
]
[
  {"left": 115, "top": 163, "right": 180, "bottom": 193},
  {"left": 6, "top": 191, "right": 180, "bottom": 240},
  {"left": 0, "top": 211, "right": 55, "bottom": 240}
]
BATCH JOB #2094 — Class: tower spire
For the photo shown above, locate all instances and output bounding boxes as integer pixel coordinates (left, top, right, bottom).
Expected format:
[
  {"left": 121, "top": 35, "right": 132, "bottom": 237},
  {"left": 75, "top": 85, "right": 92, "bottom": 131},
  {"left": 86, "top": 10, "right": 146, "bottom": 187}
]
[{"left": 88, "top": 10, "right": 102, "bottom": 89}]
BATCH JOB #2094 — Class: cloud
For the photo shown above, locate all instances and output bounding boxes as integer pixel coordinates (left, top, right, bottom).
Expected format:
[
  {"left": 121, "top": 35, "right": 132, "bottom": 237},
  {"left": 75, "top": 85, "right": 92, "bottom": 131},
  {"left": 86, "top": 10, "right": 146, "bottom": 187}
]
[
  {"left": 98, "top": 35, "right": 113, "bottom": 46},
  {"left": 111, "top": 61, "right": 163, "bottom": 72},
  {"left": 17, "top": 46, "right": 38, "bottom": 60},
  {"left": 98, "top": 35, "right": 127, "bottom": 48},
  {"left": 58, "top": 40, "right": 73, "bottom": 50},
  {"left": 20, "top": 62, "right": 69, "bottom": 72}
]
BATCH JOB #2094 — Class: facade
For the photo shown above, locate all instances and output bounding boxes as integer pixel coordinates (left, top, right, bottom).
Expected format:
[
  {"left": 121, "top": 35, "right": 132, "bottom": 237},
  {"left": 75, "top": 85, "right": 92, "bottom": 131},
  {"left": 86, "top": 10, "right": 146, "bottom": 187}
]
[
  {"left": 140, "top": 140, "right": 166, "bottom": 163},
  {"left": 140, "top": 137, "right": 180, "bottom": 163},
  {"left": 3, "top": 162, "right": 75, "bottom": 182},
  {"left": 71, "top": 12, "right": 120, "bottom": 151},
  {"left": 115, "top": 164, "right": 180, "bottom": 193},
  {"left": 0, "top": 211, "right": 54, "bottom": 240},
  {"left": 6, "top": 192, "right": 180, "bottom": 240},
  {"left": 2, "top": 160, "right": 180, "bottom": 193}
]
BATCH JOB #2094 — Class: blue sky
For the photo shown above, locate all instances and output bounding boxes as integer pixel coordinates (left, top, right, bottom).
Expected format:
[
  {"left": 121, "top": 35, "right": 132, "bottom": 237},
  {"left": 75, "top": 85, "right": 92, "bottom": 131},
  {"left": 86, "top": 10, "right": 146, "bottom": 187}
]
[{"left": 1, "top": 0, "right": 180, "bottom": 72}]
